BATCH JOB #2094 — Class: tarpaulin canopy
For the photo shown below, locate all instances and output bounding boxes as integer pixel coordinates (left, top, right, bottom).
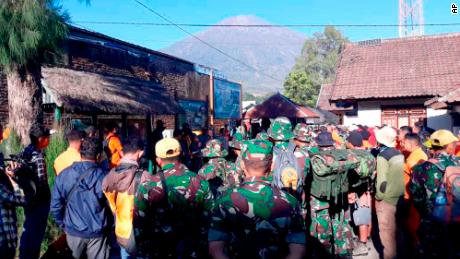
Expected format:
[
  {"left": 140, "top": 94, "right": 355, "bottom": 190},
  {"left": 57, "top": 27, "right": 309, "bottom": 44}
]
[{"left": 244, "top": 93, "right": 320, "bottom": 119}]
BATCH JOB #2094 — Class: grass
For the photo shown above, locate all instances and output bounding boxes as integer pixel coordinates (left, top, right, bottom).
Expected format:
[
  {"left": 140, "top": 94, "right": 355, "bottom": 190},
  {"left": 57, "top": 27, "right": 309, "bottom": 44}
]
[{"left": 0, "top": 129, "right": 68, "bottom": 256}]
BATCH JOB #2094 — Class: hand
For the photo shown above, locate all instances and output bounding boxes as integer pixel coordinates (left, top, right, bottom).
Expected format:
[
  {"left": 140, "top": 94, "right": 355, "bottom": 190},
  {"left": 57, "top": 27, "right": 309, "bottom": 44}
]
[{"left": 5, "top": 161, "right": 20, "bottom": 178}]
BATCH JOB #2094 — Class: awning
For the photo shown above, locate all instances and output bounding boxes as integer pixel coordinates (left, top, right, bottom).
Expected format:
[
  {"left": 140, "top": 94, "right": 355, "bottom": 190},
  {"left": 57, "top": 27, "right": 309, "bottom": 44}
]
[
  {"left": 42, "top": 67, "right": 182, "bottom": 115},
  {"left": 244, "top": 93, "right": 321, "bottom": 119},
  {"left": 425, "top": 88, "right": 460, "bottom": 110}
]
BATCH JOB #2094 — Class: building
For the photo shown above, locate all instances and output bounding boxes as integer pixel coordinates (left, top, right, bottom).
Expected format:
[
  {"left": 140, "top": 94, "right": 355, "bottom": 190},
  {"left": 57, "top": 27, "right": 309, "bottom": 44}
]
[
  {"left": 321, "top": 33, "right": 460, "bottom": 130},
  {"left": 0, "top": 26, "right": 242, "bottom": 137}
]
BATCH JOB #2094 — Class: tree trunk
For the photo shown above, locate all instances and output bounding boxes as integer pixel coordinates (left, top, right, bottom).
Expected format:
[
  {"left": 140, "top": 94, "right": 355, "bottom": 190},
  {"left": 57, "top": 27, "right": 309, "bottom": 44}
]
[{"left": 7, "top": 64, "right": 43, "bottom": 145}]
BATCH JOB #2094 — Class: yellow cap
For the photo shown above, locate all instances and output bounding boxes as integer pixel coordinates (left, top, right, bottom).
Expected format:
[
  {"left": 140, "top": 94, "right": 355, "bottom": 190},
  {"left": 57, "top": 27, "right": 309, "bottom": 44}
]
[
  {"left": 429, "top": 130, "right": 459, "bottom": 148},
  {"left": 155, "top": 138, "right": 181, "bottom": 158}
]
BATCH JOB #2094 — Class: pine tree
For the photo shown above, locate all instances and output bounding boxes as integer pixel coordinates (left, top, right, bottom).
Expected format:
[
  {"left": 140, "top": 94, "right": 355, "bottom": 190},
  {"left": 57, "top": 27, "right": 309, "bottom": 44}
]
[{"left": 0, "top": 0, "right": 68, "bottom": 144}]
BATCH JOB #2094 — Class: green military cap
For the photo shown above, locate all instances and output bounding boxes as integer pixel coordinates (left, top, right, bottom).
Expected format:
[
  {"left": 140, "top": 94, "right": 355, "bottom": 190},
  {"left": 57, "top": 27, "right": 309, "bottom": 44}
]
[
  {"left": 256, "top": 132, "right": 270, "bottom": 141},
  {"left": 202, "top": 139, "right": 228, "bottom": 158},
  {"left": 242, "top": 139, "right": 273, "bottom": 161},
  {"left": 267, "top": 117, "right": 294, "bottom": 141},
  {"left": 293, "top": 123, "right": 312, "bottom": 142},
  {"left": 229, "top": 132, "right": 244, "bottom": 150}
]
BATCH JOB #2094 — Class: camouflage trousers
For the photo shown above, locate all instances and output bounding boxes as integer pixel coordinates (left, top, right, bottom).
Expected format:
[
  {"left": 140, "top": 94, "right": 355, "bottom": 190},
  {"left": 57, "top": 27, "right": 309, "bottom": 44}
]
[{"left": 309, "top": 197, "right": 353, "bottom": 257}]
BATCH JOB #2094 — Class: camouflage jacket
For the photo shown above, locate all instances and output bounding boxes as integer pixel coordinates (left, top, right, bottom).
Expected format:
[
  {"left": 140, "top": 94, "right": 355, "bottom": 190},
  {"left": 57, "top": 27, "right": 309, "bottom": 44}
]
[
  {"left": 198, "top": 158, "right": 240, "bottom": 196},
  {"left": 134, "top": 163, "right": 214, "bottom": 257},
  {"left": 209, "top": 176, "right": 306, "bottom": 259},
  {"left": 410, "top": 153, "right": 460, "bottom": 218}
]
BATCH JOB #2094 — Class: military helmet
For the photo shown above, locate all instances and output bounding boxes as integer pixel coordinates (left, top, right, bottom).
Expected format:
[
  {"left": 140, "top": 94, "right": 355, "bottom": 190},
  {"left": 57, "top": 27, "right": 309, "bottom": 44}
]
[
  {"left": 202, "top": 139, "right": 228, "bottom": 158},
  {"left": 293, "top": 123, "right": 312, "bottom": 142},
  {"left": 267, "top": 117, "right": 294, "bottom": 141}
]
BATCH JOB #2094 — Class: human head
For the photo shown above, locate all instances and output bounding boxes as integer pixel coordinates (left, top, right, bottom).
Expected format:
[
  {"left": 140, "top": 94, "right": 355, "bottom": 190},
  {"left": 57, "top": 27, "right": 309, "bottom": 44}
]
[
  {"left": 80, "top": 137, "right": 103, "bottom": 161},
  {"left": 155, "top": 138, "right": 181, "bottom": 167},
  {"left": 346, "top": 131, "right": 364, "bottom": 149},
  {"left": 85, "top": 126, "right": 98, "bottom": 138},
  {"left": 375, "top": 126, "right": 397, "bottom": 148},
  {"left": 66, "top": 129, "right": 85, "bottom": 150},
  {"left": 267, "top": 117, "right": 294, "bottom": 142},
  {"left": 123, "top": 139, "right": 145, "bottom": 162},
  {"left": 427, "top": 129, "right": 459, "bottom": 155},
  {"left": 105, "top": 122, "right": 118, "bottom": 135},
  {"left": 398, "top": 126, "right": 413, "bottom": 141},
  {"left": 229, "top": 132, "right": 244, "bottom": 154},
  {"left": 202, "top": 139, "right": 228, "bottom": 158},
  {"left": 403, "top": 133, "right": 421, "bottom": 153},
  {"left": 156, "top": 120, "right": 165, "bottom": 130},
  {"left": 29, "top": 125, "right": 50, "bottom": 149},
  {"left": 293, "top": 123, "right": 311, "bottom": 147},
  {"left": 241, "top": 139, "right": 273, "bottom": 177},
  {"left": 315, "top": 132, "right": 335, "bottom": 148}
]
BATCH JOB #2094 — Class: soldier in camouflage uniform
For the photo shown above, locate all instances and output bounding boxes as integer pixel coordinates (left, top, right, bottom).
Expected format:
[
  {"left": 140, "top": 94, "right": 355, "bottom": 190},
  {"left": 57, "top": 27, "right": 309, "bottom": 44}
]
[
  {"left": 409, "top": 130, "right": 460, "bottom": 258},
  {"left": 309, "top": 131, "right": 354, "bottom": 258},
  {"left": 208, "top": 139, "right": 307, "bottom": 259},
  {"left": 292, "top": 123, "right": 314, "bottom": 218},
  {"left": 198, "top": 139, "right": 240, "bottom": 197},
  {"left": 267, "top": 116, "right": 294, "bottom": 150},
  {"left": 134, "top": 138, "right": 214, "bottom": 258},
  {"left": 229, "top": 132, "right": 246, "bottom": 179}
]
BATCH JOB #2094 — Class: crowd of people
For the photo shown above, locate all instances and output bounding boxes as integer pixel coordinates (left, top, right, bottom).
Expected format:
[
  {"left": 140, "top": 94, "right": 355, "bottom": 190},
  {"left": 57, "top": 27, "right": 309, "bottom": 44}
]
[{"left": 1, "top": 117, "right": 460, "bottom": 259}]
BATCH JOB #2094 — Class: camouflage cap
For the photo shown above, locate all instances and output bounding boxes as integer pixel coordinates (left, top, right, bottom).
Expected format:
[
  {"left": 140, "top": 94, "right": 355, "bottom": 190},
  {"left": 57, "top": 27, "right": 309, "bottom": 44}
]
[
  {"left": 256, "top": 132, "right": 270, "bottom": 141},
  {"left": 267, "top": 117, "right": 294, "bottom": 141},
  {"left": 293, "top": 123, "right": 312, "bottom": 142},
  {"left": 242, "top": 139, "right": 273, "bottom": 161},
  {"left": 201, "top": 139, "right": 228, "bottom": 158},
  {"left": 229, "top": 132, "right": 244, "bottom": 150}
]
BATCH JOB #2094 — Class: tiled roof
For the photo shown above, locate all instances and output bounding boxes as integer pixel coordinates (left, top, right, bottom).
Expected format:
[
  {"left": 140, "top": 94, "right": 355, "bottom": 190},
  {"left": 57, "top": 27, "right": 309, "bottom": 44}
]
[
  {"left": 244, "top": 93, "right": 320, "bottom": 119},
  {"left": 316, "top": 84, "right": 353, "bottom": 111},
  {"left": 330, "top": 33, "right": 460, "bottom": 101}
]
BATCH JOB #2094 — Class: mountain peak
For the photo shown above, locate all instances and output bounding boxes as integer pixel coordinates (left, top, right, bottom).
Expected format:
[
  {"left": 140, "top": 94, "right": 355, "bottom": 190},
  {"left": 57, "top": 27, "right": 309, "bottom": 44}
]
[
  {"left": 163, "top": 15, "right": 307, "bottom": 94},
  {"left": 217, "top": 15, "right": 270, "bottom": 25}
]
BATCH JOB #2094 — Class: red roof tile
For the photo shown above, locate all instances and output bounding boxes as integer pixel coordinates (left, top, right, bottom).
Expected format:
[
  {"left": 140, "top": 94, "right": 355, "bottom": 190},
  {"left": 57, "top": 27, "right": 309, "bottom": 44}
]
[
  {"left": 425, "top": 87, "right": 460, "bottom": 109},
  {"left": 316, "top": 84, "right": 353, "bottom": 111},
  {"left": 331, "top": 33, "right": 460, "bottom": 101},
  {"left": 244, "top": 93, "right": 320, "bottom": 119}
]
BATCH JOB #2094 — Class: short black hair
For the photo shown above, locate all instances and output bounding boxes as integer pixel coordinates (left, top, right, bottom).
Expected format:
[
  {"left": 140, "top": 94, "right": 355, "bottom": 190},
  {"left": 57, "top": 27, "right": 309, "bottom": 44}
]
[
  {"left": 123, "top": 139, "right": 144, "bottom": 154},
  {"left": 399, "top": 126, "right": 413, "bottom": 133},
  {"left": 65, "top": 129, "right": 85, "bottom": 142},
  {"left": 80, "top": 138, "right": 102, "bottom": 160},
  {"left": 29, "top": 125, "right": 50, "bottom": 145},
  {"left": 85, "top": 126, "right": 97, "bottom": 136},
  {"left": 105, "top": 122, "right": 118, "bottom": 132},
  {"left": 404, "top": 133, "right": 420, "bottom": 145}
]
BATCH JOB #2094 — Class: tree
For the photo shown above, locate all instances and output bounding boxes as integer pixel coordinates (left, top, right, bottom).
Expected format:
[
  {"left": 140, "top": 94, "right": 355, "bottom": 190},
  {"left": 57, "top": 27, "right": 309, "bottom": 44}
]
[
  {"left": 283, "top": 26, "right": 347, "bottom": 107},
  {"left": 0, "top": 0, "right": 69, "bottom": 144}
]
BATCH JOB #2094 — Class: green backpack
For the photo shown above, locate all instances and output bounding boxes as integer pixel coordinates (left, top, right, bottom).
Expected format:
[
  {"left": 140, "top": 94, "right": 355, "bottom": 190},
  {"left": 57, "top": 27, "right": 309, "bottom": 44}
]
[
  {"left": 310, "top": 150, "right": 360, "bottom": 202},
  {"left": 350, "top": 149, "right": 377, "bottom": 179}
]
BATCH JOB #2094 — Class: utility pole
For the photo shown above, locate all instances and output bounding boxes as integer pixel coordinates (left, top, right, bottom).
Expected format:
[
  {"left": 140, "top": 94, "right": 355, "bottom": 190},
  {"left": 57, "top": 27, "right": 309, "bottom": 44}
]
[{"left": 399, "top": 0, "right": 424, "bottom": 37}]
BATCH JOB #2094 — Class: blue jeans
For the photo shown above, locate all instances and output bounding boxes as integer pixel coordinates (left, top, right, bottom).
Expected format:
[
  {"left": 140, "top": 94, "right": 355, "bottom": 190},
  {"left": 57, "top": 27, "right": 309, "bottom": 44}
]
[
  {"left": 19, "top": 203, "right": 50, "bottom": 259},
  {"left": 120, "top": 246, "right": 135, "bottom": 259}
]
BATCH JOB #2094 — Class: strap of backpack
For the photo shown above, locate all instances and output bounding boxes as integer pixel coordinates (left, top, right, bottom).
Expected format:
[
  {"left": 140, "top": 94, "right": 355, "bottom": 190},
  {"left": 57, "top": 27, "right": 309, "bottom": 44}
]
[{"left": 158, "top": 170, "right": 172, "bottom": 210}]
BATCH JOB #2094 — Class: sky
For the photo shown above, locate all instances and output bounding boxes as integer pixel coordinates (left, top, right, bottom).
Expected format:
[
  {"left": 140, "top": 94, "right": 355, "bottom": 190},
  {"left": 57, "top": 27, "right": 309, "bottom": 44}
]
[{"left": 60, "top": 0, "right": 459, "bottom": 50}]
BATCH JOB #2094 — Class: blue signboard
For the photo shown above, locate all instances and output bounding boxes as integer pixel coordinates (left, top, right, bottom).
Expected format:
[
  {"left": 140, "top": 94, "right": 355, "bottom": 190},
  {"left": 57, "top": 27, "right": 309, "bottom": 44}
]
[
  {"left": 178, "top": 99, "right": 208, "bottom": 130},
  {"left": 213, "top": 79, "right": 241, "bottom": 119}
]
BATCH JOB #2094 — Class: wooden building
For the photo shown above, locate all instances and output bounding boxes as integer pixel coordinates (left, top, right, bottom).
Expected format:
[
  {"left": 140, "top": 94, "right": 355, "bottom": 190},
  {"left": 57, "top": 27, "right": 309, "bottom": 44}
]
[{"left": 319, "top": 33, "right": 460, "bottom": 130}]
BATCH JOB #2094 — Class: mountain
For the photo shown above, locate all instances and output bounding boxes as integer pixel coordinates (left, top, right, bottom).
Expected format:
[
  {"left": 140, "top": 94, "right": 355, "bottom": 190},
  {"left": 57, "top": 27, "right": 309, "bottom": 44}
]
[{"left": 162, "top": 15, "right": 307, "bottom": 94}]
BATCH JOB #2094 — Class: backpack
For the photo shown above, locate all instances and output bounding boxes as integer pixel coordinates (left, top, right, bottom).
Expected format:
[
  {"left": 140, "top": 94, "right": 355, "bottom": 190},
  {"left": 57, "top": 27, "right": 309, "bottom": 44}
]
[
  {"left": 272, "top": 142, "right": 302, "bottom": 193},
  {"left": 310, "top": 150, "right": 360, "bottom": 202},
  {"left": 432, "top": 165, "right": 460, "bottom": 224}
]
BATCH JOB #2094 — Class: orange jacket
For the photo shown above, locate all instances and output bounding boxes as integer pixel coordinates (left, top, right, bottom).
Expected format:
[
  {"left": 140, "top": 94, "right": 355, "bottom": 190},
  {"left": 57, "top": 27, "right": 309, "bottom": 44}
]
[
  {"left": 404, "top": 147, "right": 428, "bottom": 200},
  {"left": 106, "top": 133, "right": 123, "bottom": 169}
]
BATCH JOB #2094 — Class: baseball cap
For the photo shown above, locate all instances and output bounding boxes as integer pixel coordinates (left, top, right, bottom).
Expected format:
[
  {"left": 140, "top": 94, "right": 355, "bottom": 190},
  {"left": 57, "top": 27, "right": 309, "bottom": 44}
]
[
  {"left": 427, "top": 130, "right": 459, "bottom": 148},
  {"left": 155, "top": 138, "right": 181, "bottom": 158}
]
